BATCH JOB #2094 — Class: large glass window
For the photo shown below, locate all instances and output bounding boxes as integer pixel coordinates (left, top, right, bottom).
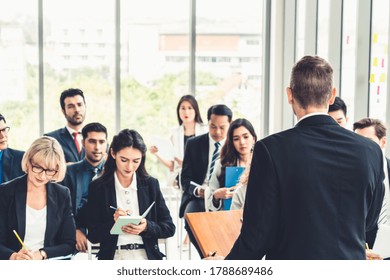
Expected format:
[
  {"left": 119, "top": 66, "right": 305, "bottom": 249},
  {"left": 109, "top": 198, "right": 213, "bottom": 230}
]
[
  {"left": 43, "top": 0, "right": 116, "bottom": 137},
  {"left": 369, "top": 0, "right": 389, "bottom": 120},
  {"left": 0, "top": 0, "right": 38, "bottom": 150},
  {"left": 120, "top": 0, "right": 190, "bottom": 179},
  {"left": 296, "top": 0, "right": 306, "bottom": 60},
  {"left": 340, "top": 0, "right": 358, "bottom": 128},
  {"left": 196, "top": 0, "right": 263, "bottom": 133},
  {"left": 317, "top": 0, "right": 330, "bottom": 59}
]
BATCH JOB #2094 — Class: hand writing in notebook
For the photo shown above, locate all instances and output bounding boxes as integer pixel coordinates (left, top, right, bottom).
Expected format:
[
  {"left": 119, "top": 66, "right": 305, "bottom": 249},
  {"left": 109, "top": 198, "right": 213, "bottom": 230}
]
[{"left": 112, "top": 207, "right": 133, "bottom": 222}]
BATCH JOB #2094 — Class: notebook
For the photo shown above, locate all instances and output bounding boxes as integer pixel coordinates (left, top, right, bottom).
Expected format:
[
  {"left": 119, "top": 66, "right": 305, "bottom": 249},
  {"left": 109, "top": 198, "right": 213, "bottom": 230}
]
[
  {"left": 224, "top": 166, "right": 245, "bottom": 210},
  {"left": 110, "top": 201, "right": 155, "bottom": 235}
]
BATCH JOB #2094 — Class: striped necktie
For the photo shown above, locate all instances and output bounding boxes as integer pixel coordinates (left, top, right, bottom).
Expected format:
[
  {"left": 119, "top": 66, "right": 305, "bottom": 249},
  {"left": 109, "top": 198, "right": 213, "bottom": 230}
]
[
  {"left": 378, "top": 196, "right": 388, "bottom": 225},
  {"left": 208, "top": 142, "right": 221, "bottom": 181}
]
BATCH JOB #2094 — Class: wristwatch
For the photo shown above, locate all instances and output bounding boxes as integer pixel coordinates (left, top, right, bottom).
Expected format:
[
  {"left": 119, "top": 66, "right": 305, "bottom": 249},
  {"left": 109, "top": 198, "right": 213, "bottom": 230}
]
[{"left": 39, "top": 249, "right": 47, "bottom": 260}]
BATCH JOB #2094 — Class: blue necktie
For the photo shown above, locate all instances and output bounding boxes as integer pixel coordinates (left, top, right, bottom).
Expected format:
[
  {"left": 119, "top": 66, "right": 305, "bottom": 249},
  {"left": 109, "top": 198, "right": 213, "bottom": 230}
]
[{"left": 208, "top": 142, "right": 221, "bottom": 181}]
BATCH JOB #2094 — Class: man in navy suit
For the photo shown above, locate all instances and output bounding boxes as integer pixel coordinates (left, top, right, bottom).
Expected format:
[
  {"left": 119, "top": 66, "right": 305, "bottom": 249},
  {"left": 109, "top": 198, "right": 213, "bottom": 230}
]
[
  {"left": 328, "top": 96, "right": 349, "bottom": 128},
  {"left": 45, "top": 88, "right": 86, "bottom": 164},
  {"left": 61, "top": 122, "right": 108, "bottom": 253},
  {"left": 354, "top": 118, "right": 389, "bottom": 257},
  {"left": 0, "top": 114, "right": 24, "bottom": 184},
  {"left": 218, "top": 56, "right": 384, "bottom": 260},
  {"left": 180, "top": 104, "right": 232, "bottom": 257}
]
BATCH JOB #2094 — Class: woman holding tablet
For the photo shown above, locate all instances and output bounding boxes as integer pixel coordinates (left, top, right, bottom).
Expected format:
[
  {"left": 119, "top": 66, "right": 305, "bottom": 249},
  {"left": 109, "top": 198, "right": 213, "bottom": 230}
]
[{"left": 87, "top": 129, "right": 175, "bottom": 260}]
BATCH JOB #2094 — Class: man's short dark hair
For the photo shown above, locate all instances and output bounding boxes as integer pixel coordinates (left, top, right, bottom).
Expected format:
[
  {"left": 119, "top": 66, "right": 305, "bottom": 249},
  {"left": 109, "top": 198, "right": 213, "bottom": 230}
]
[
  {"left": 82, "top": 122, "right": 107, "bottom": 139},
  {"left": 353, "top": 118, "right": 387, "bottom": 139},
  {"left": 290, "top": 56, "right": 333, "bottom": 109},
  {"left": 0, "top": 114, "right": 5, "bottom": 123},
  {"left": 329, "top": 96, "right": 347, "bottom": 117},
  {"left": 207, "top": 104, "right": 233, "bottom": 122},
  {"left": 60, "top": 88, "right": 85, "bottom": 110}
]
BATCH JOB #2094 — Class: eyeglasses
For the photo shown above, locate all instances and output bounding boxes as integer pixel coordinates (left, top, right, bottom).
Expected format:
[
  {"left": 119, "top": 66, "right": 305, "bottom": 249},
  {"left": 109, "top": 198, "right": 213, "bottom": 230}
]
[
  {"left": 0, "top": 127, "right": 10, "bottom": 135},
  {"left": 30, "top": 161, "right": 58, "bottom": 176}
]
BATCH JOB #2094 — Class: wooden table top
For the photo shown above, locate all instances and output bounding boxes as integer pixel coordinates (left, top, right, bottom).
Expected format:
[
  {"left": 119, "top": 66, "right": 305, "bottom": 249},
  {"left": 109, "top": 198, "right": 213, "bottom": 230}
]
[{"left": 185, "top": 209, "right": 243, "bottom": 258}]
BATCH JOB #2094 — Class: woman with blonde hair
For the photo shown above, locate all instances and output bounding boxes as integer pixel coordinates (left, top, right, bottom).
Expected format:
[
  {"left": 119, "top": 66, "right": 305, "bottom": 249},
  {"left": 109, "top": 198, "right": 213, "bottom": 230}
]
[{"left": 0, "top": 136, "right": 76, "bottom": 260}]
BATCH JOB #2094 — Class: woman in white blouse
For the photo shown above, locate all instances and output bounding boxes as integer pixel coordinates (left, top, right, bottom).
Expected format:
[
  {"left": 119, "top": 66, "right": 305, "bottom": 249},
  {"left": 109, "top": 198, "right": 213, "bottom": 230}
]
[
  {"left": 150, "top": 95, "right": 208, "bottom": 187},
  {"left": 0, "top": 136, "right": 75, "bottom": 260},
  {"left": 87, "top": 129, "right": 175, "bottom": 260},
  {"left": 208, "top": 118, "right": 257, "bottom": 211}
]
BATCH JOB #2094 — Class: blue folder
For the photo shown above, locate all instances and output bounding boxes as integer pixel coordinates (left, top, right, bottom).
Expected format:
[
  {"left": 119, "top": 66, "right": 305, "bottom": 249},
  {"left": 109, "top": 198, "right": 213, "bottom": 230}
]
[{"left": 224, "top": 166, "right": 245, "bottom": 210}]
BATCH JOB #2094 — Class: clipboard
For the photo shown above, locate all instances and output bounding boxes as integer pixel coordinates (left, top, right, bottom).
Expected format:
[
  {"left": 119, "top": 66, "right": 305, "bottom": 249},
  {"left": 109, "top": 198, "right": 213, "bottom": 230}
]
[
  {"left": 110, "top": 201, "right": 155, "bottom": 235},
  {"left": 224, "top": 166, "right": 245, "bottom": 210}
]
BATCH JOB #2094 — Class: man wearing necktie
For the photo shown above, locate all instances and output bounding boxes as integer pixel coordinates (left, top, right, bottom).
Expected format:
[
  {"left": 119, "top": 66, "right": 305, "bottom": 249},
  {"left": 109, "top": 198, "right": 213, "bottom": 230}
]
[
  {"left": 179, "top": 104, "right": 232, "bottom": 257},
  {"left": 61, "top": 122, "right": 108, "bottom": 254},
  {"left": 353, "top": 118, "right": 390, "bottom": 259},
  {"left": 44, "top": 88, "right": 86, "bottom": 164},
  {"left": 0, "top": 114, "right": 24, "bottom": 185}
]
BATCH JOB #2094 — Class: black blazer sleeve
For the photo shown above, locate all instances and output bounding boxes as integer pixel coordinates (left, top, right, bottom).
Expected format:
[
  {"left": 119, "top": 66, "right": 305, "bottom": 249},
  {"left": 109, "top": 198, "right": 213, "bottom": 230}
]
[
  {"left": 226, "top": 141, "right": 279, "bottom": 260},
  {"left": 86, "top": 177, "right": 115, "bottom": 244},
  {"left": 43, "top": 183, "right": 76, "bottom": 258},
  {"left": 139, "top": 177, "right": 175, "bottom": 240}
]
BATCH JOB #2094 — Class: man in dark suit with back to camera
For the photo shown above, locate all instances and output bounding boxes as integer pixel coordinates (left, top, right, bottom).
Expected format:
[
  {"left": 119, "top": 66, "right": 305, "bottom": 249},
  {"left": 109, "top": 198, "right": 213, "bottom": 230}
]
[
  {"left": 45, "top": 88, "right": 86, "bottom": 164},
  {"left": 61, "top": 122, "right": 108, "bottom": 254},
  {"left": 219, "top": 56, "right": 384, "bottom": 260},
  {"left": 180, "top": 104, "right": 232, "bottom": 257},
  {"left": 0, "top": 114, "right": 24, "bottom": 184}
]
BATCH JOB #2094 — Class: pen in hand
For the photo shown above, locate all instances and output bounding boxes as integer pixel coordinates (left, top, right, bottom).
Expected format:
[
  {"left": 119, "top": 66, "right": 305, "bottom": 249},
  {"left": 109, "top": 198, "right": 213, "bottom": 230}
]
[
  {"left": 110, "top": 206, "right": 132, "bottom": 216},
  {"left": 13, "top": 230, "right": 28, "bottom": 250},
  {"left": 211, "top": 251, "right": 217, "bottom": 257},
  {"left": 365, "top": 243, "right": 372, "bottom": 260}
]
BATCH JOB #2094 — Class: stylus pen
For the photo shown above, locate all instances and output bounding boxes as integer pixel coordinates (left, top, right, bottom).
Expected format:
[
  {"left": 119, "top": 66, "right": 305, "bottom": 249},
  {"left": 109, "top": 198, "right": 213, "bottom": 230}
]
[{"left": 109, "top": 206, "right": 132, "bottom": 216}]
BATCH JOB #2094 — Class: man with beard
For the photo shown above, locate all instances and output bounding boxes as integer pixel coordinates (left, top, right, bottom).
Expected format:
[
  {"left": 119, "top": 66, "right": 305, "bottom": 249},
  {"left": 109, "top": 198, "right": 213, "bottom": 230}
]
[
  {"left": 61, "top": 122, "right": 108, "bottom": 254},
  {"left": 0, "top": 114, "right": 24, "bottom": 184},
  {"left": 45, "top": 88, "right": 86, "bottom": 163}
]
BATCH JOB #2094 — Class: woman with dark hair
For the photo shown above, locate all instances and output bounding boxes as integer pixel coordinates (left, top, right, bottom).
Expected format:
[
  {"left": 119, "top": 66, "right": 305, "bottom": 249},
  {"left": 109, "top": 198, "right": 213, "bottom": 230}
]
[
  {"left": 207, "top": 118, "right": 257, "bottom": 211},
  {"left": 87, "top": 129, "right": 175, "bottom": 260},
  {"left": 150, "top": 95, "right": 208, "bottom": 187}
]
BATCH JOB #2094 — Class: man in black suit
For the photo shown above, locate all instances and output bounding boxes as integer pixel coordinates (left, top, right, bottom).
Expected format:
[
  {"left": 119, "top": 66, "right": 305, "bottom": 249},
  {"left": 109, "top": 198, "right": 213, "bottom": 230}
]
[
  {"left": 180, "top": 104, "right": 232, "bottom": 257},
  {"left": 353, "top": 118, "right": 389, "bottom": 241},
  {"left": 0, "top": 114, "right": 24, "bottom": 184},
  {"left": 328, "top": 96, "right": 349, "bottom": 128},
  {"left": 220, "top": 56, "right": 384, "bottom": 260},
  {"left": 45, "top": 88, "right": 86, "bottom": 164}
]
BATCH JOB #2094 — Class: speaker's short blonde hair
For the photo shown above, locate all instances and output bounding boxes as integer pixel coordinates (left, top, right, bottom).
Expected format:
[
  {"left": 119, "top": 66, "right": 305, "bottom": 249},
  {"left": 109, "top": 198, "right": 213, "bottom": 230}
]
[{"left": 21, "top": 136, "right": 67, "bottom": 182}]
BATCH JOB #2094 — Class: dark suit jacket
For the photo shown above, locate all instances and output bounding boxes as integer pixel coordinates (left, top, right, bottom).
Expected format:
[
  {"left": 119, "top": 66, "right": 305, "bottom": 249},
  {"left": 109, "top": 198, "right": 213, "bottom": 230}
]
[
  {"left": 45, "top": 127, "right": 85, "bottom": 163},
  {"left": 86, "top": 174, "right": 175, "bottom": 260},
  {"left": 1, "top": 148, "right": 24, "bottom": 183},
  {"left": 179, "top": 133, "right": 210, "bottom": 218},
  {"left": 0, "top": 175, "right": 76, "bottom": 260},
  {"left": 226, "top": 115, "right": 385, "bottom": 260},
  {"left": 61, "top": 159, "right": 101, "bottom": 229}
]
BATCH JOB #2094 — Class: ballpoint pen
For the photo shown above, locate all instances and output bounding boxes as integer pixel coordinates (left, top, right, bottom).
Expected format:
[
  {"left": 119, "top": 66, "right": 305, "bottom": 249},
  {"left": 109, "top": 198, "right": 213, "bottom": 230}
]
[{"left": 110, "top": 205, "right": 132, "bottom": 216}]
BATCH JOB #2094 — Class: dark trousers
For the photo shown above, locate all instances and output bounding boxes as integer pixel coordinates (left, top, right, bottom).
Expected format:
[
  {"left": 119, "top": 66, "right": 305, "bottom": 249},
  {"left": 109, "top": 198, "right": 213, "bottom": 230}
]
[{"left": 184, "top": 198, "right": 205, "bottom": 258}]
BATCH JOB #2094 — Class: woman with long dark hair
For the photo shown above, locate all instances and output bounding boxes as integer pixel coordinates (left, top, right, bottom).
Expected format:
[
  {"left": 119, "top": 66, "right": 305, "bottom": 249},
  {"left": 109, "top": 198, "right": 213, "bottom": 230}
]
[
  {"left": 207, "top": 118, "right": 257, "bottom": 211},
  {"left": 87, "top": 129, "right": 175, "bottom": 260},
  {"left": 150, "top": 94, "right": 208, "bottom": 187}
]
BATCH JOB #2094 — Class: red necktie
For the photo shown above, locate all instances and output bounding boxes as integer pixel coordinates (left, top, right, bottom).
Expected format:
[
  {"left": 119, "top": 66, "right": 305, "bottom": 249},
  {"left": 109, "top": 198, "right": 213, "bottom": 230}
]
[{"left": 72, "top": 132, "right": 81, "bottom": 154}]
